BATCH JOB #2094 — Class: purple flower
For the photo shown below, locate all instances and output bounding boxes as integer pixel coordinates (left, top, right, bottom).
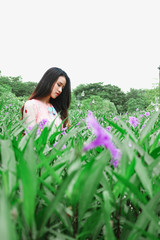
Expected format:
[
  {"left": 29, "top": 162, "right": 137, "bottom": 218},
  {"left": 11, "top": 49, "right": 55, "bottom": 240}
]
[
  {"left": 145, "top": 112, "right": 150, "bottom": 117},
  {"left": 61, "top": 127, "right": 67, "bottom": 135},
  {"left": 136, "top": 108, "right": 139, "bottom": 111},
  {"left": 37, "top": 119, "right": 48, "bottom": 136},
  {"left": 76, "top": 122, "right": 80, "bottom": 126},
  {"left": 53, "top": 143, "right": 66, "bottom": 150},
  {"left": 128, "top": 143, "right": 132, "bottom": 148},
  {"left": 83, "top": 111, "right": 121, "bottom": 168},
  {"left": 37, "top": 129, "right": 41, "bottom": 137},
  {"left": 61, "top": 144, "right": 66, "bottom": 150},
  {"left": 86, "top": 111, "right": 93, "bottom": 130},
  {"left": 6, "top": 112, "right": 9, "bottom": 115},
  {"left": 39, "top": 119, "right": 48, "bottom": 129},
  {"left": 53, "top": 142, "right": 58, "bottom": 147},
  {"left": 113, "top": 116, "right": 118, "bottom": 121},
  {"left": 24, "top": 126, "right": 33, "bottom": 135},
  {"left": 140, "top": 114, "right": 143, "bottom": 117},
  {"left": 28, "top": 126, "right": 33, "bottom": 131},
  {"left": 141, "top": 124, "right": 146, "bottom": 129},
  {"left": 106, "top": 126, "right": 112, "bottom": 132},
  {"left": 129, "top": 116, "right": 140, "bottom": 128},
  {"left": 101, "top": 117, "right": 104, "bottom": 121},
  {"left": 110, "top": 159, "right": 119, "bottom": 168}
]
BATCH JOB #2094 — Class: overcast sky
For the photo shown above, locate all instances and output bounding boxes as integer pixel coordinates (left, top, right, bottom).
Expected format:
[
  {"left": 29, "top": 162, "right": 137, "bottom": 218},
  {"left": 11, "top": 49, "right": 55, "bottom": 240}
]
[{"left": 0, "top": 0, "right": 160, "bottom": 93}]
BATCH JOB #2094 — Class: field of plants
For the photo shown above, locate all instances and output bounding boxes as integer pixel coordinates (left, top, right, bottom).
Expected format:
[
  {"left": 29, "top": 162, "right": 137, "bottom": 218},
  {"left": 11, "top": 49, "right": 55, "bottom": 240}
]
[{"left": 0, "top": 97, "right": 160, "bottom": 240}]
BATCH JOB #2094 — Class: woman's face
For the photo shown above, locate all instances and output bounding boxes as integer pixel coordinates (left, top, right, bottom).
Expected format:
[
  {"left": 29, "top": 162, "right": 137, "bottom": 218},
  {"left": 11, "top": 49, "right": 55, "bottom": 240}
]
[{"left": 50, "top": 76, "right": 66, "bottom": 99}]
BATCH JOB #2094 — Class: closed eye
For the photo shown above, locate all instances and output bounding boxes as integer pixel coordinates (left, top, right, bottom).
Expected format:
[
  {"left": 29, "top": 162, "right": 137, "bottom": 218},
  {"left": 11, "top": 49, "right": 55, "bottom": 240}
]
[{"left": 57, "top": 82, "right": 65, "bottom": 89}]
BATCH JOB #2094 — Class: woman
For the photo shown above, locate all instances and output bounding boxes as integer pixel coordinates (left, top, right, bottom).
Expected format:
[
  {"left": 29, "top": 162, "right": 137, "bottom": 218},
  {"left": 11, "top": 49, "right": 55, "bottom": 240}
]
[{"left": 21, "top": 67, "right": 71, "bottom": 129}]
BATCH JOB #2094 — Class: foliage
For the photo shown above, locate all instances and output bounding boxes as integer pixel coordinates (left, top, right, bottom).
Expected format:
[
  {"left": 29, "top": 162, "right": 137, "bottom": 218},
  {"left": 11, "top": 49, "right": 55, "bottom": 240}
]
[
  {"left": 0, "top": 84, "right": 12, "bottom": 97},
  {"left": 101, "top": 84, "right": 127, "bottom": 113},
  {"left": 145, "top": 85, "right": 160, "bottom": 111},
  {"left": 127, "top": 98, "right": 146, "bottom": 113},
  {"left": 0, "top": 95, "right": 160, "bottom": 240},
  {"left": 0, "top": 71, "right": 37, "bottom": 97},
  {"left": 73, "top": 82, "right": 104, "bottom": 101},
  {"left": 69, "top": 92, "right": 78, "bottom": 110},
  {"left": 73, "top": 83, "right": 127, "bottom": 113},
  {"left": 1, "top": 71, "right": 158, "bottom": 113},
  {"left": 80, "top": 95, "right": 117, "bottom": 114},
  {"left": 126, "top": 88, "right": 150, "bottom": 112}
]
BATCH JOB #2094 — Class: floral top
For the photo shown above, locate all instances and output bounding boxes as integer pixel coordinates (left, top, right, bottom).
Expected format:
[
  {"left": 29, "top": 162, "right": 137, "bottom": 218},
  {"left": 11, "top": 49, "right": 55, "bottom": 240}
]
[{"left": 23, "top": 99, "right": 62, "bottom": 128}]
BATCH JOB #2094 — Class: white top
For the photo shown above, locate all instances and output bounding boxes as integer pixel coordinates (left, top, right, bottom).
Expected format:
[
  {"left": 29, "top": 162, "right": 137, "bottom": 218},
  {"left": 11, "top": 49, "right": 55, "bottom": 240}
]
[{"left": 23, "top": 99, "right": 62, "bottom": 128}]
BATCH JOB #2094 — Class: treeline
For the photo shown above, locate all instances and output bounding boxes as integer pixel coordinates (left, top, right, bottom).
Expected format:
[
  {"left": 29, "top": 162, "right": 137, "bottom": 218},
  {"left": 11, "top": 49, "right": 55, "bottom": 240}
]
[
  {"left": 0, "top": 71, "right": 159, "bottom": 113},
  {"left": 0, "top": 71, "right": 37, "bottom": 97},
  {"left": 72, "top": 82, "right": 159, "bottom": 113}
]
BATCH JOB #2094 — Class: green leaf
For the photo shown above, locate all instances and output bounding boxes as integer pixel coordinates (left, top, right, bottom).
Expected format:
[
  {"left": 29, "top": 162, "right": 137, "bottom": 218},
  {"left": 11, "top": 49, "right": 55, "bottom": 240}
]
[
  {"left": 135, "top": 156, "right": 152, "bottom": 198},
  {"left": 19, "top": 136, "right": 37, "bottom": 230},
  {"left": 104, "top": 117, "right": 127, "bottom": 135},
  {"left": 113, "top": 155, "right": 136, "bottom": 199},
  {"left": 127, "top": 190, "right": 160, "bottom": 240},
  {"left": 0, "top": 139, "right": 16, "bottom": 195},
  {"left": 18, "top": 124, "right": 37, "bottom": 151},
  {"left": 112, "top": 172, "right": 147, "bottom": 204},
  {"left": 103, "top": 190, "right": 116, "bottom": 240},
  {"left": 79, "top": 209, "right": 103, "bottom": 240},
  {"left": 131, "top": 141, "right": 154, "bottom": 165},
  {"left": 35, "top": 126, "right": 49, "bottom": 153},
  {"left": 37, "top": 171, "right": 77, "bottom": 238},
  {"left": 140, "top": 111, "right": 159, "bottom": 143},
  {"left": 54, "top": 126, "right": 85, "bottom": 151},
  {"left": 48, "top": 230, "right": 76, "bottom": 240},
  {"left": 55, "top": 203, "right": 73, "bottom": 234},
  {"left": 150, "top": 146, "right": 160, "bottom": 159},
  {"left": 78, "top": 150, "right": 110, "bottom": 221},
  {"left": 19, "top": 159, "right": 36, "bottom": 229},
  {"left": 149, "top": 132, "right": 160, "bottom": 154},
  {"left": 118, "top": 119, "right": 137, "bottom": 143},
  {"left": 0, "top": 189, "right": 17, "bottom": 240}
]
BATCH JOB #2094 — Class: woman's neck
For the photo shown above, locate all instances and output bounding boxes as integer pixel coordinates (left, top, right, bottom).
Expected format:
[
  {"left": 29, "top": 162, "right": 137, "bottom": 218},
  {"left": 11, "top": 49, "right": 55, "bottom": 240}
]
[{"left": 39, "top": 96, "right": 50, "bottom": 104}]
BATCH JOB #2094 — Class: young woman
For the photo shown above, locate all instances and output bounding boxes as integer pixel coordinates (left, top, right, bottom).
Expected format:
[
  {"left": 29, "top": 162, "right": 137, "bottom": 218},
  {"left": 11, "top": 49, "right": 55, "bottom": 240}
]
[{"left": 21, "top": 67, "right": 71, "bottom": 129}]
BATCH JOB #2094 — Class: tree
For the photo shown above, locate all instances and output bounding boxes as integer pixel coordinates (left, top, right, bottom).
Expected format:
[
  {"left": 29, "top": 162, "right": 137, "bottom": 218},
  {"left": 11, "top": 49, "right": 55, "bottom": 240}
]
[
  {"left": 73, "top": 82, "right": 104, "bottom": 100},
  {"left": 100, "top": 84, "right": 127, "bottom": 113},
  {"left": 145, "top": 86, "right": 159, "bottom": 104},
  {"left": 73, "top": 83, "right": 127, "bottom": 113},
  {"left": 127, "top": 98, "right": 147, "bottom": 112},
  {"left": 126, "top": 88, "right": 151, "bottom": 112},
  {"left": 69, "top": 92, "right": 78, "bottom": 110},
  {"left": 80, "top": 95, "right": 117, "bottom": 114},
  {"left": 0, "top": 71, "right": 37, "bottom": 97}
]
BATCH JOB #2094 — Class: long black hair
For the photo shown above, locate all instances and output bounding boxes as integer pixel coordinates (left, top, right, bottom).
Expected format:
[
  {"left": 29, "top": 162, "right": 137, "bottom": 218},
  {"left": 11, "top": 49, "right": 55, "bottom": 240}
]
[{"left": 21, "top": 67, "right": 71, "bottom": 127}]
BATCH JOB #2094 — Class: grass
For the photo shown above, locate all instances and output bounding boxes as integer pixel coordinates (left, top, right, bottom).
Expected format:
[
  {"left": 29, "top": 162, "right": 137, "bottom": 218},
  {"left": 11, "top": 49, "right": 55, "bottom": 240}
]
[{"left": 0, "top": 100, "right": 160, "bottom": 240}]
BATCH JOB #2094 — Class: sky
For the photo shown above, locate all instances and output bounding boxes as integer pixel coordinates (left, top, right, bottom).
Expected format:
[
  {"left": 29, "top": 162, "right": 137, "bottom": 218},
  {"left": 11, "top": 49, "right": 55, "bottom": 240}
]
[{"left": 0, "top": 0, "right": 160, "bottom": 93}]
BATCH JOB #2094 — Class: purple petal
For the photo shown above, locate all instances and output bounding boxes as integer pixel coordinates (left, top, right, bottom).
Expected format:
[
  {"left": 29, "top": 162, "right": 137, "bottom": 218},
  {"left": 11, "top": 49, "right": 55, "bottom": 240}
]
[
  {"left": 61, "top": 144, "right": 66, "bottom": 150},
  {"left": 84, "top": 111, "right": 121, "bottom": 168}
]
